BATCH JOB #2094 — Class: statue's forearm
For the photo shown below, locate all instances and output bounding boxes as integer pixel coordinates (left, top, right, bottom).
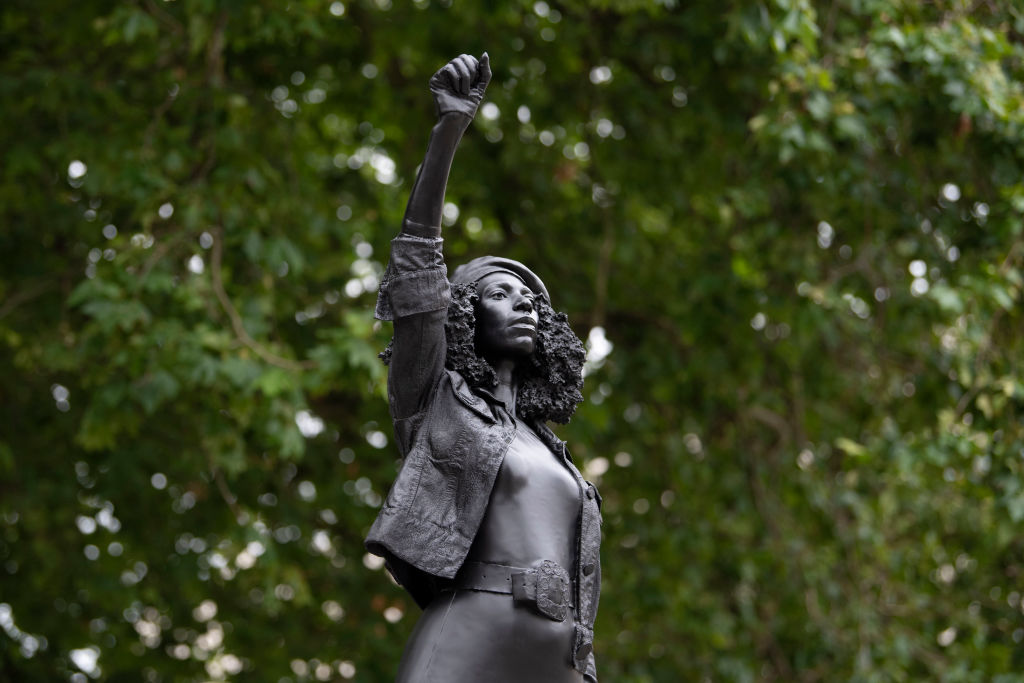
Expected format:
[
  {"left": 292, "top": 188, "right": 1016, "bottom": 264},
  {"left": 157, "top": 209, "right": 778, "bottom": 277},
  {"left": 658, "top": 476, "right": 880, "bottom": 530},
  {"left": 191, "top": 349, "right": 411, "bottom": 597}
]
[{"left": 402, "top": 113, "right": 472, "bottom": 234}]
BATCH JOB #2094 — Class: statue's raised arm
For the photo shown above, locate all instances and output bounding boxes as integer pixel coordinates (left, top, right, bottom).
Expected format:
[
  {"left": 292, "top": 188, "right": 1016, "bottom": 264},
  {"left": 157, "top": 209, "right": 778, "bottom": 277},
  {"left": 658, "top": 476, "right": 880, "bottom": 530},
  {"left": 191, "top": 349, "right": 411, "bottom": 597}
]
[
  {"left": 402, "top": 53, "right": 491, "bottom": 234},
  {"left": 377, "top": 54, "right": 490, "bottom": 420}
]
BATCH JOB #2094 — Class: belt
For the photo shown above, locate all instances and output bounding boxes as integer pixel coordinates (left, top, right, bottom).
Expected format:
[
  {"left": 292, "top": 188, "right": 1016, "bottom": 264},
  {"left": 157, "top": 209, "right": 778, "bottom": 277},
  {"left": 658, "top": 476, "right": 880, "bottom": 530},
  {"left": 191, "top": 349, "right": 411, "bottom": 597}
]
[{"left": 447, "top": 559, "right": 573, "bottom": 622}]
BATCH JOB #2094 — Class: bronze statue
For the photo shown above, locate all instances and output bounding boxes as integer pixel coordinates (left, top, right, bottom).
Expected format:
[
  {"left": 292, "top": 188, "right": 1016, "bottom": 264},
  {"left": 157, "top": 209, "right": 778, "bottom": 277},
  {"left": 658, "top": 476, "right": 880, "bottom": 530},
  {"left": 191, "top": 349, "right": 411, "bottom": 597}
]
[{"left": 365, "top": 53, "right": 602, "bottom": 682}]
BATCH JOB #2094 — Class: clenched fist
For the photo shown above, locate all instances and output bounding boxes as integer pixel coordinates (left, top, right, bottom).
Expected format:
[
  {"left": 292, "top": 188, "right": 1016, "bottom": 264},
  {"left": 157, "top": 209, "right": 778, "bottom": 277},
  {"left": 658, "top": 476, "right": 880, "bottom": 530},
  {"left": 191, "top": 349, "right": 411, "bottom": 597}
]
[{"left": 429, "top": 53, "right": 491, "bottom": 120}]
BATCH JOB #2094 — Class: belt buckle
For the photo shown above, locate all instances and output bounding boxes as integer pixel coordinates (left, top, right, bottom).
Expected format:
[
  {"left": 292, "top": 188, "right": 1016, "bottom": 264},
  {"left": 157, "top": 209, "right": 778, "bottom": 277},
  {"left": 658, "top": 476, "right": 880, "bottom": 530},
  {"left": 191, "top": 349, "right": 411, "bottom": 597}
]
[{"left": 511, "top": 559, "right": 569, "bottom": 622}]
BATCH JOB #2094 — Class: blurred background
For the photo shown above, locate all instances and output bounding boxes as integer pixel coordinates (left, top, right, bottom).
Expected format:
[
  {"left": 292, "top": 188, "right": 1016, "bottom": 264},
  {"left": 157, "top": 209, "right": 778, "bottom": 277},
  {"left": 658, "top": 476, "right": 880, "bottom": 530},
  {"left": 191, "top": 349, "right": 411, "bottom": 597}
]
[{"left": 2, "top": 0, "right": 1023, "bottom": 680}]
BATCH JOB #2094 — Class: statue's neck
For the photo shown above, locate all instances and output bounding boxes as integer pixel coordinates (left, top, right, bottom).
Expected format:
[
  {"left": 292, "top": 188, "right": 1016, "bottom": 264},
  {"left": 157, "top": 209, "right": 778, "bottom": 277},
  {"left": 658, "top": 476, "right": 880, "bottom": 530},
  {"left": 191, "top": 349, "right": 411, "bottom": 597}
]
[{"left": 491, "top": 359, "right": 517, "bottom": 415}]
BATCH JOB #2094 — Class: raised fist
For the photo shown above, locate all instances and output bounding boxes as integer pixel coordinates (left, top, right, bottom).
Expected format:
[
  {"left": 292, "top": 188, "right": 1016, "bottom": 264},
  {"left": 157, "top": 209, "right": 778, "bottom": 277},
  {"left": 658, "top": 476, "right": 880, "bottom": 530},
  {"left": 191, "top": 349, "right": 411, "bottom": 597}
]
[{"left": 429, "top": 53, "right": 491, "bottom": 120}]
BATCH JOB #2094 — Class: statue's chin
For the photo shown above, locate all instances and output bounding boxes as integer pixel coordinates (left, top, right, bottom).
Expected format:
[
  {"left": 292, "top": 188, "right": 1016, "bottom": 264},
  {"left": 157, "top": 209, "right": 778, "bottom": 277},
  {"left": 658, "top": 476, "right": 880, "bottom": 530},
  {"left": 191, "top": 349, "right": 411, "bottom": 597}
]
[
  {"left": 479, "top": 346, "right": 535, "bottom": 366},
  {"left": 477, "top": 335, "right": 536, "bottom": 361}
]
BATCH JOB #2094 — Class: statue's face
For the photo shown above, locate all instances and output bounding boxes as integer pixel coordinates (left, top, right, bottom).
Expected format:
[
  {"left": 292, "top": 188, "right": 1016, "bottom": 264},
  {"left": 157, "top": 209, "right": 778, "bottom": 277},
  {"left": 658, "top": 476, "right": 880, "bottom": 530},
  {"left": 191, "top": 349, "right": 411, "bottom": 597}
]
[{"left": 474, "top": 272, "right": 538, "bottom": 359}]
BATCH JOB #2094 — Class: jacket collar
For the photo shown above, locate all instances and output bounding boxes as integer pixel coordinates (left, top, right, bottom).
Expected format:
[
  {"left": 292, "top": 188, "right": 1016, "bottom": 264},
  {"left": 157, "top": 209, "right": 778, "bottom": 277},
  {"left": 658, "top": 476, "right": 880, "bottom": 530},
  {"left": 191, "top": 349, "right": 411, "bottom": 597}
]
[
  {"left": 449, "top": 371, "right": 497, "bottom": 423},
  {"left": 464, "top": 376, "right": 570, "bottom": 460},
  {"left": 450, "top": 370, "right": 572, "bottom": 460},
  {"left": 530, "top": 419, "right": 571, "bottom": 460}
]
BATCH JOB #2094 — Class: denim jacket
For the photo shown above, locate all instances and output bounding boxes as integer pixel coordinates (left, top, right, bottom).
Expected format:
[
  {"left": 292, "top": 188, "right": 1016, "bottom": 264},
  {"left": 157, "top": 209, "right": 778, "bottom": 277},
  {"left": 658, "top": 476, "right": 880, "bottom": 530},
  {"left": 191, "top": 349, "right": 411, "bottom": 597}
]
[{"left": 365, "top": 232, "right": 602, "bottom": 681}]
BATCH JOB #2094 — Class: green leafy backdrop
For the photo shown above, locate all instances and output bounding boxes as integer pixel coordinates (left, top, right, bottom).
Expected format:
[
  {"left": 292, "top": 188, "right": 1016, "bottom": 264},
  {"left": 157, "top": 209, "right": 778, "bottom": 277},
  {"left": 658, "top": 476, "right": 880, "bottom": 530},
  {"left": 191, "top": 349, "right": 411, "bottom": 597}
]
[{"left": 2, "top": 0, "right": 1023, "bottom": 680}]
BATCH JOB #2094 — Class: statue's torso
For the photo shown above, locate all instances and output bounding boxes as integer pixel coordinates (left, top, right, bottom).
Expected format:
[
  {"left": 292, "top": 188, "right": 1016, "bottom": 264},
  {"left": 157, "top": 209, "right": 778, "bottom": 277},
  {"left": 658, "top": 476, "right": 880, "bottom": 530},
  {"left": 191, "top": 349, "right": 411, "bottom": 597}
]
[
  {"left": 464, "top": 421, "right": 580, "bottom": 570},
  {"left": 395, "top": 422, "right": 584, "bottom": 683}
]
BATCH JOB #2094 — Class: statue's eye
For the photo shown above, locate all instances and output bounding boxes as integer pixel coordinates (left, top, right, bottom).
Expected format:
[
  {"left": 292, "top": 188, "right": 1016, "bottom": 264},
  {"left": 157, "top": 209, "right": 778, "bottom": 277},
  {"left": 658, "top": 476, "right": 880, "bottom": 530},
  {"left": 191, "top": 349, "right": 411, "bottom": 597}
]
[{"left": 490, "top": 291, "right": 506, "bottom": 300}]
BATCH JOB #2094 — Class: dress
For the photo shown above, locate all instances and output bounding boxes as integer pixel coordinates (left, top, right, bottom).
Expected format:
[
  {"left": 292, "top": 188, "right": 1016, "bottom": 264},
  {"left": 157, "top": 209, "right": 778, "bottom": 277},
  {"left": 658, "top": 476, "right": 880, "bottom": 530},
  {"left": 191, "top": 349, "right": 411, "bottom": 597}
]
[{"left": 366, "top": 232, "right": 602, "bottom": 681}]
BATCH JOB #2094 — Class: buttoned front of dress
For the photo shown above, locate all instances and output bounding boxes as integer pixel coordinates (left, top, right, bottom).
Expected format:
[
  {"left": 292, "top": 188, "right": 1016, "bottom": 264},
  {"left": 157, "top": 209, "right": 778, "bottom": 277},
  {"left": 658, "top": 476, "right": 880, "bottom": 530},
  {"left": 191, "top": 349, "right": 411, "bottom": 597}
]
[{"left": 533, "top": 427, "right": 602, "bottom": 682}]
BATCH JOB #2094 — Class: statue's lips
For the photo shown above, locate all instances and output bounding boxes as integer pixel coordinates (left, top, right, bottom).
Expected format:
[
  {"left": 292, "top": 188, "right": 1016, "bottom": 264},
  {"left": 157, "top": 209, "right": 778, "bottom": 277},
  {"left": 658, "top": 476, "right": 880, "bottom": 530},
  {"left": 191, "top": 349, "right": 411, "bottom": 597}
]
[{"left": 508, "top": 318, "right": 537, "bottom": 334}]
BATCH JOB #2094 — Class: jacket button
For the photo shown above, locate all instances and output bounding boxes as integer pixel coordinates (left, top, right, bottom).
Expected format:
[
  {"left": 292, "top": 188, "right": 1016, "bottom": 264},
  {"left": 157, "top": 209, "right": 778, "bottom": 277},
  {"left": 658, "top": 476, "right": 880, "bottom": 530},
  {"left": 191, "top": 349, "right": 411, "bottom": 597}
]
[
  {"left": 586, "top": 487, "right": 595, "bottom": 500},
  {"left": 583, "top": 563, "right": 595, "bottom": 576}
]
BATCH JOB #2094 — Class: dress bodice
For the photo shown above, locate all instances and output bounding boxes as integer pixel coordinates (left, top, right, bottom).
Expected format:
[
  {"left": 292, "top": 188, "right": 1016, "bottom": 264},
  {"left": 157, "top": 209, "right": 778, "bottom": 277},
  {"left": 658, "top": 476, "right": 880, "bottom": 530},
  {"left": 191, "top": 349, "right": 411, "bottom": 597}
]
[{"left": 465, "top": 421, "right": 580, "bottom": 571}]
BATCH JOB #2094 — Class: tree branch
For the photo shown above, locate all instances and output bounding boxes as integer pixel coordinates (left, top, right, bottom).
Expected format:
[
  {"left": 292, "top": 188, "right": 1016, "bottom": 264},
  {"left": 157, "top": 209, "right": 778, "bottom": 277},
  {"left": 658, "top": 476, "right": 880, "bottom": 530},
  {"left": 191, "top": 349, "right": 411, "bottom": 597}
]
[
  {"left": 210, "top": 228, "right": 316, "bottom": 371},
  {"left": 207, "top": 453, "right": 243, "bottom": 521},
  {"left": 0, "top": 280, "right": 55, "bottom": 321}
]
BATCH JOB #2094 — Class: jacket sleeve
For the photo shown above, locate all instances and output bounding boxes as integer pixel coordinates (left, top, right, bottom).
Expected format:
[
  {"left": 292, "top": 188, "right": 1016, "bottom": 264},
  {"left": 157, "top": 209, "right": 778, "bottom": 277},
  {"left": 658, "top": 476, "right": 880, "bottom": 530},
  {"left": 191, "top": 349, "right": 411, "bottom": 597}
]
[{"left": 376, "top": 225, "right": 450, "bottom": 421}]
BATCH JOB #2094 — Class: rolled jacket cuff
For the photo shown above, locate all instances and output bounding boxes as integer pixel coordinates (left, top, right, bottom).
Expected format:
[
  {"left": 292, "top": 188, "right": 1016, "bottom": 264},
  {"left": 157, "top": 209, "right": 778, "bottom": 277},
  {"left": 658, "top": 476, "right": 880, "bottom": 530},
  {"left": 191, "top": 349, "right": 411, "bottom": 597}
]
[
  {"left": 375, "top": 233, "right": 449, "bottom": 321},
  {"left": 376, "top": 268, "right": 450, "bottom": 320}
]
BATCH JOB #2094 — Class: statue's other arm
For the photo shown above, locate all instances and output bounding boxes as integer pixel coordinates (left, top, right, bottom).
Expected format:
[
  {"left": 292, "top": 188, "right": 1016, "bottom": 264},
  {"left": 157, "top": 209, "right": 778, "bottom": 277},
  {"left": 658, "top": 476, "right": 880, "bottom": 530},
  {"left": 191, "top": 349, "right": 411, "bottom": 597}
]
[{"left": 379, "top": 54, "right": 491, "bottom": 421}]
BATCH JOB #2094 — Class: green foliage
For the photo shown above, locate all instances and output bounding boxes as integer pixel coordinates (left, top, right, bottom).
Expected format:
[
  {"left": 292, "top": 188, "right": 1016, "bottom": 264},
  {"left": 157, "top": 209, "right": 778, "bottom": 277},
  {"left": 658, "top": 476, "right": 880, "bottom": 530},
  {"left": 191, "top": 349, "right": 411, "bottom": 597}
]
[{"left": 2, "top": 0, "right": 1023, "bottom": 680}]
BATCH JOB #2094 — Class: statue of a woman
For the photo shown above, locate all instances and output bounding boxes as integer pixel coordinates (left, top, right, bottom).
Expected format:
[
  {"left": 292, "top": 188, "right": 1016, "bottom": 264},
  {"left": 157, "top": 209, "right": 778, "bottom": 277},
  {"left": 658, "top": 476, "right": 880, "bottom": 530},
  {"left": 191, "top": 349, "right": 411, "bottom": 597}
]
[{"left": 365, "top": 53, "right": 602, "bottom": 682}]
